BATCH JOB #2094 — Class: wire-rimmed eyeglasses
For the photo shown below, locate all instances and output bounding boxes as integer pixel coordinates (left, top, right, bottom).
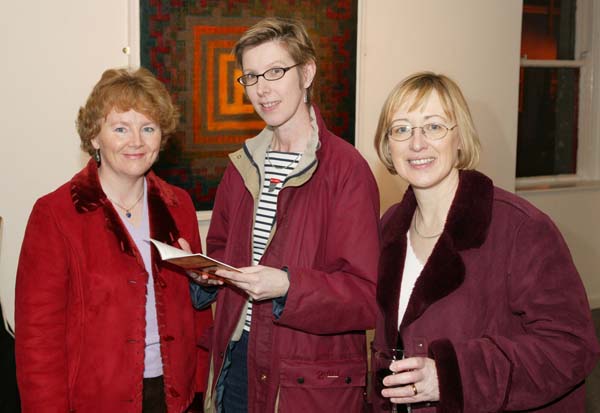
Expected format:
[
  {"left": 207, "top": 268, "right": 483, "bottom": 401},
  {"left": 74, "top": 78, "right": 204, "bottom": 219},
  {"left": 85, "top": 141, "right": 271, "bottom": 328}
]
[
  {"left": 237, "top": 63, "right": 301, "bottom": 86},
  {"left": 387, "top": 123, "right": 457, "bottom": 142}
]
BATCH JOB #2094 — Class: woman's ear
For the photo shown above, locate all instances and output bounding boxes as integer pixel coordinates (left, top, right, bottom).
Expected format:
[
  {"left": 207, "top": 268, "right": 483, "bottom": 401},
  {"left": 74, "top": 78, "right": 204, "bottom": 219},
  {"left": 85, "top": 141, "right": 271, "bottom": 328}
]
[{"left": 302, "top": 59, "right": 317, "bottom": 89}]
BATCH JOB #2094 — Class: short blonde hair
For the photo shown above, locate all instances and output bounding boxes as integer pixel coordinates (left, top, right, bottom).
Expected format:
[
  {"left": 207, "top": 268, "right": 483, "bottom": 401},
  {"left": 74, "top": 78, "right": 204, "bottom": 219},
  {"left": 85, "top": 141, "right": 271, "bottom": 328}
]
[
  {"left": 77, "top": 67, "right": 179, "bottom": 155},
  {"left": 374, "top": 71, "right": 481, "bottom": 174},
  {"left": 233, "top": 17, "right": 317, "bottom": 103}
]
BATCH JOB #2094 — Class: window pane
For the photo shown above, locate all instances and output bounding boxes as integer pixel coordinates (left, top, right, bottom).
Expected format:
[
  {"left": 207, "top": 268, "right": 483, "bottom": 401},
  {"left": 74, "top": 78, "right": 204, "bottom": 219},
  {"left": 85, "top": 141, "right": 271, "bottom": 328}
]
[
  {"left": 516, "top": 67, "right": 579, "bottom": 177},
  {"left": 521, "top": 0, "right": 576, "bottom": 60}
]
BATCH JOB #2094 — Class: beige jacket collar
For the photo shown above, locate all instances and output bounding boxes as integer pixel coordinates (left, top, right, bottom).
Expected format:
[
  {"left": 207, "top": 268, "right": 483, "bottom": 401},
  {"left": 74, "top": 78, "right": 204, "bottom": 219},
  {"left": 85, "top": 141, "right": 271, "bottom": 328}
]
[{"left": 229, "top": 106, "right": 321, "bottom": 200}]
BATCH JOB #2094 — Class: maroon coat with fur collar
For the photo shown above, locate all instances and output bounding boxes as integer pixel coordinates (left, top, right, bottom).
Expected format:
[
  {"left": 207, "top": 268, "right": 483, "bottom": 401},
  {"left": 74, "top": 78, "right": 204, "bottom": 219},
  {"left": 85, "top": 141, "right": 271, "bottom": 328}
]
[
  {"left": 371, "top": 170, "right": 599, "bottom": 412},
  {"left": 15, "top": 160, "right": 212, "bottom": 413}
]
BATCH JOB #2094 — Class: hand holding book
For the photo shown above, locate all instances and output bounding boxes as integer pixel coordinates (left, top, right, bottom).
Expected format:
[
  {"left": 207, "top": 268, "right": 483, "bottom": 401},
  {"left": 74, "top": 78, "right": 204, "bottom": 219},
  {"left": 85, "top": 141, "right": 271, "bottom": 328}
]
[
  {"left": 151, "top": 239, "right": 289, "bottom": 299},
  {"left": 149, "top": 238, "right": 240, "bottom": 285}
]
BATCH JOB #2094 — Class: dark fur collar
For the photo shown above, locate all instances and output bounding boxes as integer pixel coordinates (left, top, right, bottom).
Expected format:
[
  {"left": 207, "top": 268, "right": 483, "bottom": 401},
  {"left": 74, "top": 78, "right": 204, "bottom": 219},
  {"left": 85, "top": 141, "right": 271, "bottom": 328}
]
[
  {"left": 377, "top": 170, "right": 493, "bottom": 346},
  {"left": 70, "top": 159, "right": 182, "bottom": 255}
]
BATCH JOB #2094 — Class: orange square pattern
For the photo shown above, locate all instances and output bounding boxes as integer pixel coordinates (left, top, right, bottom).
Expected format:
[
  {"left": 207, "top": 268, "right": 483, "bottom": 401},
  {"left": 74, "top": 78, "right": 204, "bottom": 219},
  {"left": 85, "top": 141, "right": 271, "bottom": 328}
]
[{"left": 193, "top": 26, "right": 264, "bottom": 145}]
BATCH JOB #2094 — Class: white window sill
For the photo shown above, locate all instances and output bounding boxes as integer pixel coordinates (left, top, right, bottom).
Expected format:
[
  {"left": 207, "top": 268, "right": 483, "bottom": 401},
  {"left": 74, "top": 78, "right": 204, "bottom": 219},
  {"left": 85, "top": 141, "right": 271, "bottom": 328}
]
[{"left": 516, "top": 175, "right": 600, "bottom": 195}]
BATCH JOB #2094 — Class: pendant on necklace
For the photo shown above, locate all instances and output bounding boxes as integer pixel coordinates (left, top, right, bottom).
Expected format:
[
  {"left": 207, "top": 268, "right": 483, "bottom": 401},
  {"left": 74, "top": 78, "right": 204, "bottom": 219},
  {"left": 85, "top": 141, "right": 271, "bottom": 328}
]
[
  {"left": 125, "top": 211, "right": 132, "bottom": 218},
  {"left": 268, "top": 178, "right": 281, "bottom": 192}
]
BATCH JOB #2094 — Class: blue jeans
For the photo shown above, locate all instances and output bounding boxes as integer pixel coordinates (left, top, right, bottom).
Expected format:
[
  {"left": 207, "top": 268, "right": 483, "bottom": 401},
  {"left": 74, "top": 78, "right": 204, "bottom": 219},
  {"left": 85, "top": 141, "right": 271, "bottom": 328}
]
[{"left": 222, "top": 330, "right": 249, "bottom": 413}]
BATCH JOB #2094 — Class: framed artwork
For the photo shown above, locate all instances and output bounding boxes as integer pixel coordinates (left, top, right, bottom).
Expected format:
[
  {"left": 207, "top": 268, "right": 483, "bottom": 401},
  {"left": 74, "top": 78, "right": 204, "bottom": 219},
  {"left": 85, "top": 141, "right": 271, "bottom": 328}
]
[{"left": 140, "top": 0, "right": 358, "bottom": 210}]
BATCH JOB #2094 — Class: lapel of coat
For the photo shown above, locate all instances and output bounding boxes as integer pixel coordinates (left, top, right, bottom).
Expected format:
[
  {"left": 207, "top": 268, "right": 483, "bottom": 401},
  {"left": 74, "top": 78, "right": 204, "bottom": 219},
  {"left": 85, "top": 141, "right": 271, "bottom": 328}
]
[
  {"left": 378, "top": 194, "right": 413, "bottom": 347},
  {"left": 146, "top": 172, "right": 181, "bottom": 245},
  {"left": 70, "top": 159, "right": 181, "bottom": 258},
  {"left": 377, "top": 170, "right": 494, "bottom": 346}
]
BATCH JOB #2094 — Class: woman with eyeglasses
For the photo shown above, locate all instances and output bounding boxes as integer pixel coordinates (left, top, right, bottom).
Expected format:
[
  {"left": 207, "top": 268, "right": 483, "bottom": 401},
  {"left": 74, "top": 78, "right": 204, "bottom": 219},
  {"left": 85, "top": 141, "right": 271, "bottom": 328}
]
[
  {"left": 187, "top": 17, "right": 380, "bottom": 413},
  {"left": 370, "top": 71, "right": 599, "bottom": 412}
]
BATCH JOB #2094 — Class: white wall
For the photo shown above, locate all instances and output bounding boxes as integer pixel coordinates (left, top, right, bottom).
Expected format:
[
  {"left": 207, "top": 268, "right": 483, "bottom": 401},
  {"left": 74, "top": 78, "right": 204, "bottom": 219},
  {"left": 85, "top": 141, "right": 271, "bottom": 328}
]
[
  {"left": 0, "top": 0, "right": 597, "bottom": 330},
  {"left": 519, "top": 188, "right": 600, "bottom": 308},
  {"left": 0, "top": 1, "right": 129, "bottom": 329}
]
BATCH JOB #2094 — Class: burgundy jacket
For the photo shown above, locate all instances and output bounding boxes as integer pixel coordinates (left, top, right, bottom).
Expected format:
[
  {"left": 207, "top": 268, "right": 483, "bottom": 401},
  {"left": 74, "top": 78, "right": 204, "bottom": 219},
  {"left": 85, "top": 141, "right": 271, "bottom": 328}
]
[
  {"left": 15, "top": 160, "right": 212, "bottom": 413},
  {"left": 371, "top": 170, "right": 599, "bottom": 412},
  {"left": 201, "top": 106, "right": 381, "bottom": 412}
]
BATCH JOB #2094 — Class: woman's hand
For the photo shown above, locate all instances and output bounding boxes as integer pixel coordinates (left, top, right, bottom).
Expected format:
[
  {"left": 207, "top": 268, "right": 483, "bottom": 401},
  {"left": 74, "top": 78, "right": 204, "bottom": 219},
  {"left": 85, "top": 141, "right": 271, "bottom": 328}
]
[
  {"left": 177, "top": 238, "right": 224, "bottom": 286},
  {"left": 214, "top": 265, "right": 290, "bottom": 301},
  {"left": 381, "top": 356, "right": 440, "bottom": 404}
]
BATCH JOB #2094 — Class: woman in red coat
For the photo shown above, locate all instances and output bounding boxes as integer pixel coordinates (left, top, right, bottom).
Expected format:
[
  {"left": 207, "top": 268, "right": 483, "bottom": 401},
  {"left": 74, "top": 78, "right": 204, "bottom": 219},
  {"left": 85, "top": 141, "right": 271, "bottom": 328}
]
[
  {"left": 188, "top": 17, "right": 380, "bottom": 413},
  {"left": 371, "top": 72, "right": 599, "bottom": 412},
  {"left": 15, "top": 68, "right": 212, "bottom": 413}
]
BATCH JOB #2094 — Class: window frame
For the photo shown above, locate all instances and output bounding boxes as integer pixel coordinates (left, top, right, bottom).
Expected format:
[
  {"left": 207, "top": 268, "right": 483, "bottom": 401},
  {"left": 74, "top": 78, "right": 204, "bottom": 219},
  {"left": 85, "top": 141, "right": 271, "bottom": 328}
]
[{"left": 516, "top": 0, "right": 600, "bottom": 191}]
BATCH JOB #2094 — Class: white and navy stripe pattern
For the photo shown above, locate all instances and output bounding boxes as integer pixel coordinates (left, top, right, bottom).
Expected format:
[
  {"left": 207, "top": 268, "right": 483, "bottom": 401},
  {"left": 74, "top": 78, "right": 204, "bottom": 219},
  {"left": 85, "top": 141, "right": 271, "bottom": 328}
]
[{"left": 244, "top": 149, "right": 302, "bottom": 332}]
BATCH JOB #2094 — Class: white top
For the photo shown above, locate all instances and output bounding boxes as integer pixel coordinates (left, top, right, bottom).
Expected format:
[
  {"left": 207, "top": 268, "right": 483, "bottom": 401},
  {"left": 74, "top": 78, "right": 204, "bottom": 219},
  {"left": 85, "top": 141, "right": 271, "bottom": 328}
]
[{"left": 397, "top": 231, "right": 425, "bottom": 329}]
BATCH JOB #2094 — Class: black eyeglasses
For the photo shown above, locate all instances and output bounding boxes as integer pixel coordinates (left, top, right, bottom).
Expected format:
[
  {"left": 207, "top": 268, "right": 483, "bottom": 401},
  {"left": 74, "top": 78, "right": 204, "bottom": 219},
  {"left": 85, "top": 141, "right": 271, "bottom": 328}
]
[
  {"left": 387, "top": 123, "right": 457, "bottom": 142},
  {"left": 237, "top": 63, "right": 301, "bottom": 86}
]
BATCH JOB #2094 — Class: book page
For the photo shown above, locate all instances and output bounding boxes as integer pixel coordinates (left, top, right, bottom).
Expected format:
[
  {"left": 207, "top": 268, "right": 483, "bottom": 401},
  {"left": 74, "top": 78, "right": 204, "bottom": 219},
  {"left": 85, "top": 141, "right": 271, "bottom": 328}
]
[{"left": 149, "top": 239, "right": 240, "bottom": 273}]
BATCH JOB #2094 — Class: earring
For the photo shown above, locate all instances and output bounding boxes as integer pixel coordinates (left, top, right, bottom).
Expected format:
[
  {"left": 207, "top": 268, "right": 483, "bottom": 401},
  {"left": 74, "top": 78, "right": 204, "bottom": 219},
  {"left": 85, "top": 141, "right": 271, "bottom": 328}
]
[
  {"left": 93, "top": 149, "right": 101, "bottom": 164},
  {"left": 303, "top": 90, "right": 308, "bottom": 103}
]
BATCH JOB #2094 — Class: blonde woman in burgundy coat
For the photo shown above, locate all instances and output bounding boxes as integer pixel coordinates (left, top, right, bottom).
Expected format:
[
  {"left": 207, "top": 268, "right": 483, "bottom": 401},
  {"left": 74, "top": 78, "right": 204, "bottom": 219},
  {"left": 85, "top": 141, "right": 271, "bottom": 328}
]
[{"left": 371, "top": 72, "right": 599, "bottom": 412}]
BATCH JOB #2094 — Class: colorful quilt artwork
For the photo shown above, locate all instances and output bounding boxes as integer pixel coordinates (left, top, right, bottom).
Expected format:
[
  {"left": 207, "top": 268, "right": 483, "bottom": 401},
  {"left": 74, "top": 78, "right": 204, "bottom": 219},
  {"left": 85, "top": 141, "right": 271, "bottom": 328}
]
[{"left": 141, "top": 1, "right": 358, "bottom": 210}]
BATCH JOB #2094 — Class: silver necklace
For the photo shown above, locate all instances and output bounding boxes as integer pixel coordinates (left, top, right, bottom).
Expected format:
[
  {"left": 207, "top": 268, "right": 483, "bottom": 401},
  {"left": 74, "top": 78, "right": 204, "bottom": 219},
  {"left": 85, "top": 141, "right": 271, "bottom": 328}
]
[
  {"left": 413, "top": 210, "right": 443, "bottom": 239},
  {"left": 108, "top": 189, "right": 144, "bottom": 219},
  {"left": 265, "top": 147, "right": 301, "bottom": 192}
]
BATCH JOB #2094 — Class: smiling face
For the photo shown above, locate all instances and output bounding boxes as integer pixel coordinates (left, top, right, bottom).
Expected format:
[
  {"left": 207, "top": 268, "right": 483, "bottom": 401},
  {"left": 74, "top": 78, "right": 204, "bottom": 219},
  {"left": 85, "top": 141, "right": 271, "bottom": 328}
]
[
  {"left": 388, "top": 91, "right": 461, "bottom": 192},
  {"left": 92, "top": 108, "right": 161, "bottom": 183},
  {"left": 241, "top": 40, "right": 315, "bottom": 133}
]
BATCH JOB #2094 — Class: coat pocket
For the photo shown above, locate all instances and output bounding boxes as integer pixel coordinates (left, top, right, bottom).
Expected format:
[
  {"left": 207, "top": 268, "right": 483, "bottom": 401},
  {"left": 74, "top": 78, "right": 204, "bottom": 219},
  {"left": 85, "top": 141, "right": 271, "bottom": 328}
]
[{"left": 278, "top": 358, "right": 366, "bottom": 412}]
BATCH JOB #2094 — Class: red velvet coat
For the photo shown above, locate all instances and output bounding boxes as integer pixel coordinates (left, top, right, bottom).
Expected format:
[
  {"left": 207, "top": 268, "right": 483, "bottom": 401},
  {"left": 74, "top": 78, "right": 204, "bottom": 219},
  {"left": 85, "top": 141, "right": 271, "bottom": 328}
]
[
  {"left": 372, "top": 170, "right": 599, "bottom": 412},
  {"left": 15, "top": 160, "right": 212, "bottom": 413},
  {"left": 202, "top": 106, "right": 381, "bottom": 412}
]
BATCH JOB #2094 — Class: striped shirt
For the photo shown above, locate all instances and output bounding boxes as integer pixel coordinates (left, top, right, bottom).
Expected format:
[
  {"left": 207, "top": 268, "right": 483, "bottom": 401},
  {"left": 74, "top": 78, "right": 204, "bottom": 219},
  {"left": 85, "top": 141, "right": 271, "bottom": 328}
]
[{"left": 244, "top": 149, "right": 302, "bottom": 331}]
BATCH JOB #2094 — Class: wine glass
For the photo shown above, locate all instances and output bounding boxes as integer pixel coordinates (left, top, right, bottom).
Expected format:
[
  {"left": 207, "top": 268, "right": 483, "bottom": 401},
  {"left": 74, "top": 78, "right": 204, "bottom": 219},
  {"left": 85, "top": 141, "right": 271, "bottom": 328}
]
[{"left": 375, "top": 348, "right": 404, "bottom": 412}]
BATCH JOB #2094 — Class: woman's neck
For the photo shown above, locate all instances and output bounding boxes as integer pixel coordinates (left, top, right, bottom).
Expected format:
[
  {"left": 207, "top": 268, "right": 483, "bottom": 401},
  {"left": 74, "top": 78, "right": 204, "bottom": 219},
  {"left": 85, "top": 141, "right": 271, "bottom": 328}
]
[
  {"left": 413, "top": 169, "right": 460, "bottom": 229},
  {"left": 98, "top": 169, "right": 145, "bottom": 205},
  {"left": 271, "top": 134, "right": 309, "bottom": 153},
  {"left": 270, "top": 105, "right": 312, "bottom": 152}
]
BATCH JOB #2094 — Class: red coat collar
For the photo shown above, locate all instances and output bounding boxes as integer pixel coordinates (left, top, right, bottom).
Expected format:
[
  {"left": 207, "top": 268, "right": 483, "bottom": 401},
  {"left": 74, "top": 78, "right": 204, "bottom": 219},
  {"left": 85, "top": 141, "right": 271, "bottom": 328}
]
[
  {"left": 69, "top": 159, "right": 183, "bottom": 254},
  {"left": 377, "top": 170, "right": 494, "bottom": 346}
]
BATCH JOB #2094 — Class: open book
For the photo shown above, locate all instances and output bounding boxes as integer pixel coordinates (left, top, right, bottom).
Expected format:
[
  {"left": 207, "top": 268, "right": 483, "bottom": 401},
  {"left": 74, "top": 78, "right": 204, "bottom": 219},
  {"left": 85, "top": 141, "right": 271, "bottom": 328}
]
[{"left": 149, "top": 239, "right": 240, "bottom": 275}]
